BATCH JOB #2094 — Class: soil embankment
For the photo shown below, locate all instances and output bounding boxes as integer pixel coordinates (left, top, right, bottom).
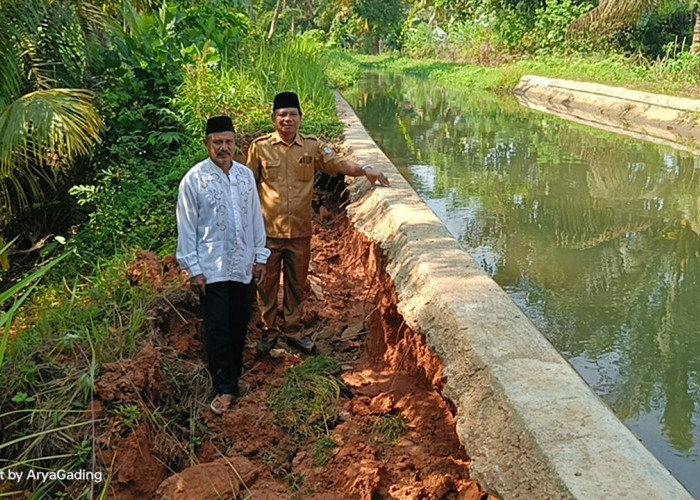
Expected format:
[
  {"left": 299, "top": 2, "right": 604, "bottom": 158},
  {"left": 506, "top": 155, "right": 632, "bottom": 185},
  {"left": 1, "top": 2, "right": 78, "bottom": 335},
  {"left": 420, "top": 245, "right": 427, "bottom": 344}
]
[{"left": 99, "top": 199, "right": 491, "bottom": 499}]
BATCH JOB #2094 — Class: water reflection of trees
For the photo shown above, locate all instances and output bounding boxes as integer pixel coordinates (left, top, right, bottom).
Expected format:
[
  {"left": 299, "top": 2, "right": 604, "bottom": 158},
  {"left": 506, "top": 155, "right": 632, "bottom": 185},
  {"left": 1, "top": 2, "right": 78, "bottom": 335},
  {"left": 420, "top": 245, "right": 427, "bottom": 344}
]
[{"left": 348, "top": 74, "right": 700, "bottom": 456}]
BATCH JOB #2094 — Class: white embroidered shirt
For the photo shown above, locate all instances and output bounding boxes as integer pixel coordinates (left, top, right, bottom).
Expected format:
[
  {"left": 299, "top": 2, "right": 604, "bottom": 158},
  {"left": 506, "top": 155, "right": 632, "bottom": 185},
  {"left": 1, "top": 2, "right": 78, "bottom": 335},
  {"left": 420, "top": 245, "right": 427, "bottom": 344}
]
[{"left": 176, "top": 158, "right": 270, "bottom": 284}]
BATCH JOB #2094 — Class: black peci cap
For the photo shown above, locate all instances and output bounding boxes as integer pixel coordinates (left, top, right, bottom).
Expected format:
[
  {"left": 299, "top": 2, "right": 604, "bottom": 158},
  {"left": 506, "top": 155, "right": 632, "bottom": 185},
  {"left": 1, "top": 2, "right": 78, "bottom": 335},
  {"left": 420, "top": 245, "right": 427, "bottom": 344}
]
[
  {"left": 273, "top": 92, "right": 302, "bottom": 114},
  {"left": 206, "top": 115, "right": 235, "bottom": 135}
]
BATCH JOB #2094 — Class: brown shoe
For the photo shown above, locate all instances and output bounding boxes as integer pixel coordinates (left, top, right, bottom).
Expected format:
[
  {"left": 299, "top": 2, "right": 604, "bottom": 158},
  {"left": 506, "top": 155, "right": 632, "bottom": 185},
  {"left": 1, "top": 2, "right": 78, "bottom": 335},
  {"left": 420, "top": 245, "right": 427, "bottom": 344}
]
[
  {"left": 256, "top": 328, "right": 279, "bottom": 356},
  {"left": 286, "top": 336, "right": 315, "bottom": 353}
]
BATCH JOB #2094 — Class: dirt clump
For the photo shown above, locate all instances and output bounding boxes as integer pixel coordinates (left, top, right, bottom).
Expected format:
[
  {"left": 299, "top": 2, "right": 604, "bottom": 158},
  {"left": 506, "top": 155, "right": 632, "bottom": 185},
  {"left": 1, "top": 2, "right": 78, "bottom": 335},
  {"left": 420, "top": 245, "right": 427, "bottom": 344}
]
[
  {"left": 127, "top": 251, "right": 185, "bottom": 293},
  {"left": 96, "top": 344, "right": 169, "bottom": 404},
  {"left": 100, "top": 425, "right": 166, "bottom": 499},
  {"left": 93, "top": 196, "right": 491, "bottom": 499},
  {"left": 156, "top": 456, "right": 260, "bottom": 499}
]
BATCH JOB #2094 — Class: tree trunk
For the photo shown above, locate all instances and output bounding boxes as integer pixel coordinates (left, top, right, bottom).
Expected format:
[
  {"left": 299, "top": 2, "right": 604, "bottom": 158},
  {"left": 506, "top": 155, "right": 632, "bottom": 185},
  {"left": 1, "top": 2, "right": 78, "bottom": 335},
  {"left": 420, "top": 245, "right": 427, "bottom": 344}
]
[
  {"left": 268, "top": 0, "right": 283, "bottom": 41},
  {"left": 692, "top": 11, "right": 700, "bottom": 56},
  {"left": 244, "top": 0, "right": 255, "bottom": 23},
  {"left": 305, "top": 0, "right": 314, "bottom": 25}
]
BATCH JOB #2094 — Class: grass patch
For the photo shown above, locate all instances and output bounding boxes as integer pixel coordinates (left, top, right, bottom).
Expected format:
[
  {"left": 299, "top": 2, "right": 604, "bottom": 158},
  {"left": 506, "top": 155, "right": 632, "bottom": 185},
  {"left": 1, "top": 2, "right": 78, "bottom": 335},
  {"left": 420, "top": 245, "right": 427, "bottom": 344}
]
[
  {"left": 328, "top": 51, "right": 700, "bottom": 98},
  {"left": 313, "top": 436, "right": 336, "bottom": 466},
  {"left": 174, "top": 38, "right": 342, "bottom": 141},
  {"left": 0, "top": 252, "right": 211, "bottom": 495},
  {"left": 284, "top": 472, "right": 305, "bottom": 492},
  {"left": 268, "top": 356, "right": 346, "bottom": 440},
  {"left": 322, "top": 50, "right": 363, "bottom": 90},
  {"left": 358, "top": 413, "right": 407, "bottom": 445}
]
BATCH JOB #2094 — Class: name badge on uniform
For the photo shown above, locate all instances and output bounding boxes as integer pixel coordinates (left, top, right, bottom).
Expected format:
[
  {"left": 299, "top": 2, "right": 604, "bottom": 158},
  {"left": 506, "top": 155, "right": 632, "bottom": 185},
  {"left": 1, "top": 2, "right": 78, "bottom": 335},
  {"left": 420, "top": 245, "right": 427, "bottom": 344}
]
[{"left": 300, "top": 153, "right": 313, "bottom": 165}]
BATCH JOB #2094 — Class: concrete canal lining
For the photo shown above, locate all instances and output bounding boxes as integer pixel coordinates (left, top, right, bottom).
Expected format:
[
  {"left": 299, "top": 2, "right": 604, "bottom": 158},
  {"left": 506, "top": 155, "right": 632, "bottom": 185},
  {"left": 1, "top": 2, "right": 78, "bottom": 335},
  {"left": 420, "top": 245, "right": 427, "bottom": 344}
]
[
  {"left": 514, "top": 74, "right": 700, "bottom": 155},
  {"left": 334, "top": 91, "right": 693, "bottom": 499}
]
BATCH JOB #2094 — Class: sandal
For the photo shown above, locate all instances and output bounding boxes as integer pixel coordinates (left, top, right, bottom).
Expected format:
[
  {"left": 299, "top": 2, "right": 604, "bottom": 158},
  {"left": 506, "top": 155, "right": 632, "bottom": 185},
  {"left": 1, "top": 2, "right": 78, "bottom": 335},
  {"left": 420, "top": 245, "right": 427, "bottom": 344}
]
[
  {"left": 209, "top": 394, "right": 234, "bottom": 415},
  {"left": 237, "top": 379, "right": 251, "bottom": 396}
]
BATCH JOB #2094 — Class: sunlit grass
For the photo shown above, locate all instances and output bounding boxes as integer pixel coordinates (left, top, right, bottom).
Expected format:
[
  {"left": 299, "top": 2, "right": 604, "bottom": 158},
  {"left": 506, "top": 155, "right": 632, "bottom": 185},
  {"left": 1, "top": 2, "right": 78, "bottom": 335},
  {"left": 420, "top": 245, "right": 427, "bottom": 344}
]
[
  {"left": 268, "top": 356, "right": 345, "bottom": 440},
  {"left": 328, "top": 51, "right": 700, "bottom": 98},
  {"left": 174, "top": 38, "right": 342, "bottom": 140},
  {"left": 358, "top": 413, "right": 407, "bottom": 445}
]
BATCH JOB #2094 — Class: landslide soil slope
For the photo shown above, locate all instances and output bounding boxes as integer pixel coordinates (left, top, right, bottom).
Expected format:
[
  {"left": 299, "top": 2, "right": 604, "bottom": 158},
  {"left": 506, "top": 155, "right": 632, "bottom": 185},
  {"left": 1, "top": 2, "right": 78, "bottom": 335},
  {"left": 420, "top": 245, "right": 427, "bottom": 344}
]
[{"left": 98, "top": 193, "right": 491, "bottom": 499}]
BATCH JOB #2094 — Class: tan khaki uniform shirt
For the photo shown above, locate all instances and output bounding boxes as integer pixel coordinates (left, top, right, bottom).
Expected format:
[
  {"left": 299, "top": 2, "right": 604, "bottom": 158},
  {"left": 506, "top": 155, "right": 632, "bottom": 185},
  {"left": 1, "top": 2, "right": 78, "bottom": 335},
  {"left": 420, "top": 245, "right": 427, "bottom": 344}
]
[{"left": 246, "top": 131, "right": 343, "bottom": 238}]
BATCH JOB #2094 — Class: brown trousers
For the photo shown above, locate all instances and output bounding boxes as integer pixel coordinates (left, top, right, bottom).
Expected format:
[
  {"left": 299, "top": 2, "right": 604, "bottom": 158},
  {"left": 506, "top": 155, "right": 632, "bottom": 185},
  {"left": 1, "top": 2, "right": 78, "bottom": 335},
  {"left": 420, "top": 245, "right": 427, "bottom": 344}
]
[{"left": 257, "top": 237, "right": 311, "bottom": 339}]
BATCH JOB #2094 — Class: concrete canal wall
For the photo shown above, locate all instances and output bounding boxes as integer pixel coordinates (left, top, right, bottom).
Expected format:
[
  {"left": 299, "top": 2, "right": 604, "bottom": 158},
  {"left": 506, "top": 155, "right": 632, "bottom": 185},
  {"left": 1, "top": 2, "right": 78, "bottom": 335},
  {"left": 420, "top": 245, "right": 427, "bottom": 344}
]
[
  {"left": 514, "top": 74, "right": 700, "bottom": 155},
  {"left": 334, "top": 92, "right": 693, "bottom": 499}
]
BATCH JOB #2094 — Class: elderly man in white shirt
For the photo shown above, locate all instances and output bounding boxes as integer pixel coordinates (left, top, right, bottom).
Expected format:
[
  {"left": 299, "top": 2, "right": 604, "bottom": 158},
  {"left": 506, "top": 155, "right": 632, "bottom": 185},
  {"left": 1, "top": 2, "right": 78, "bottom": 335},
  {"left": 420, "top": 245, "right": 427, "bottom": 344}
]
[{"left": 176, "top": 115, "right": 270, "bottom": 415}]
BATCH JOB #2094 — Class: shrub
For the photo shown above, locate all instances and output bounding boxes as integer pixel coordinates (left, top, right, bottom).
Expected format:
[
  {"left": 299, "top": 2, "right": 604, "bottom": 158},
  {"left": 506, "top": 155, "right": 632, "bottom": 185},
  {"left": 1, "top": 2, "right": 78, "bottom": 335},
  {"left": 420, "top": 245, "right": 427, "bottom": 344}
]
[
  {"left": 529, "top": 0, "right": 594, "bottom": 55},
  {"left": 173, "top": 37, "right": 342, "bottom": 139}
]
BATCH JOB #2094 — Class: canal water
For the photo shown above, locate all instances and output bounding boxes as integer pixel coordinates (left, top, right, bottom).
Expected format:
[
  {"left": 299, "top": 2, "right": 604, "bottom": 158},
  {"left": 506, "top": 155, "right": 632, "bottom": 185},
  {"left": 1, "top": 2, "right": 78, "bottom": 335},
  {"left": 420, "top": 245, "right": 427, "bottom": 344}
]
[{"left": 343, "top": 72, "right": 700, "bottom": 497}]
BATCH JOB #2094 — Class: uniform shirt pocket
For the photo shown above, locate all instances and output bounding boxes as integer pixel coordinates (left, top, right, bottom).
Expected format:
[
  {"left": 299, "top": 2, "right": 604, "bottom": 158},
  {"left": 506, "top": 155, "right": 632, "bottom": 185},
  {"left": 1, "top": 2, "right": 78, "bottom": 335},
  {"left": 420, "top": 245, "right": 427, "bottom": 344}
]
[
  {"left": 261, "top": 159, "right": 281, "bottom": 181},
  {"left": 294, "top": 153, "right": 312, "bottom": 181}
]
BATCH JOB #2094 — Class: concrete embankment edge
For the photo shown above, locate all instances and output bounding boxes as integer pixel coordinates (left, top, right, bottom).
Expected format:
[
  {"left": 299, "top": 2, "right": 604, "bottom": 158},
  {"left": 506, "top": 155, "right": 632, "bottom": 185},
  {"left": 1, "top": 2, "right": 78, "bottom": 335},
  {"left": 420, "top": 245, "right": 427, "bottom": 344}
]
[
  {"left": 514, "top": 74, "right": 700, "bottom": 155},
  {"left": 334, "top": 91, "right": 693, "bottom": 499}
]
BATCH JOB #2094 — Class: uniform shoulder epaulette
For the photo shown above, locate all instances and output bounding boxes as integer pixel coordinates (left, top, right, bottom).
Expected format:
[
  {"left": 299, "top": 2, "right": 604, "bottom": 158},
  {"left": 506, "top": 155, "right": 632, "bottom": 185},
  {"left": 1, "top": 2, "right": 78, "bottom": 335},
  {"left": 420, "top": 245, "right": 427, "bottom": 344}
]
[
  {"left": 252, "top": 134, "right": 273, "bottom": 143},
  {"left": 300, "top": 133, "right": 319, "bottom": 141}
]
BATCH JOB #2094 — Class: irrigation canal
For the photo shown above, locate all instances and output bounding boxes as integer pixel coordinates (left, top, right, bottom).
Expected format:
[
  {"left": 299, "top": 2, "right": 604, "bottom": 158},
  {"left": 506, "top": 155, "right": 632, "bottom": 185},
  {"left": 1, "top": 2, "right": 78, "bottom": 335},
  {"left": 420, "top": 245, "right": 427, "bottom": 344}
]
[{"left": 343, "top": 72, "right": 700, "bottom": 497}]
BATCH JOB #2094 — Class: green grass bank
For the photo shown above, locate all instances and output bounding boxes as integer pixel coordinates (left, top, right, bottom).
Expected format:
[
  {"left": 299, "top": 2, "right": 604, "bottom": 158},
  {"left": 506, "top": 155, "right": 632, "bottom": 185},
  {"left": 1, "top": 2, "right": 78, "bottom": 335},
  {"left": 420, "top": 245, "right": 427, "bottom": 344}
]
[{"left": 325, "top": 50, "right": 700, "bottom": 98}]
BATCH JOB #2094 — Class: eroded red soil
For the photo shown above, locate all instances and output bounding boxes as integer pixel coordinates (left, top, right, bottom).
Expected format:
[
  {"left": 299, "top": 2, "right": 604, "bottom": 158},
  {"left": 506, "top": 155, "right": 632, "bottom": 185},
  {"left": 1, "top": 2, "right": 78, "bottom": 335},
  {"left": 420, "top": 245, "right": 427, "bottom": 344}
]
[{"left": 97, "top": 198, "right": 490, "bottom": 499}]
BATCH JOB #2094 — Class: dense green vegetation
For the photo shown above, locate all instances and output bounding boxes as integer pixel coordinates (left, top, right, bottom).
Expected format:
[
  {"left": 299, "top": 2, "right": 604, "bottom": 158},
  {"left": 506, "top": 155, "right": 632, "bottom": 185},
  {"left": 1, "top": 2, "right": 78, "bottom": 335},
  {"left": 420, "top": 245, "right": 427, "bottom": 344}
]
[
  {"left": 3, "top": 0, "right": 700, "bottom": 496},
  {"left": 0, "top": 2, "right": 343, "bottom": 496}
]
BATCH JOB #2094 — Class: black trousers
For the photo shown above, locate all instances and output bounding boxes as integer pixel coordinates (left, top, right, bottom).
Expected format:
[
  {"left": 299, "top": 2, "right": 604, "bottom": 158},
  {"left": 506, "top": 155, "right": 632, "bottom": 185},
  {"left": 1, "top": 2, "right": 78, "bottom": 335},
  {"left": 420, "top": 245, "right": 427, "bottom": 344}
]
[{"left": 199, "top": 280, "right": 253, "bottom": 395}]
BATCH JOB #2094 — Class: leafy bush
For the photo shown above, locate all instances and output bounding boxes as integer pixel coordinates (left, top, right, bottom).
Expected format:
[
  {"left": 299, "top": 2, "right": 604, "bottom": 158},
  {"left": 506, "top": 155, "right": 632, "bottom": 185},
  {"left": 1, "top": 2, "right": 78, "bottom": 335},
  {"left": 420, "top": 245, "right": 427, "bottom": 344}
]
[
  {"left": 68, "top": 1, "right": 249, "bottom": 259},
  {"left": 173, "top": 37, "right": 342, "bottom": 139},
  {"left": 402, "top": 22, "right": 443, "bottom": 58},
  {"left": 328, "top": 13, "right": 363, "bottom": 50},
  {"left": 492, "top": 6, "right": 533, "bottom": 53},
  {"left": 323, "top": 50, "right": 363, "bottom": 90},
  {"left": 176, "top": 0, "right": 249, "bottom": 59},
  {"left": 528, "top": 0, "right": 594, "bottom": 54}
]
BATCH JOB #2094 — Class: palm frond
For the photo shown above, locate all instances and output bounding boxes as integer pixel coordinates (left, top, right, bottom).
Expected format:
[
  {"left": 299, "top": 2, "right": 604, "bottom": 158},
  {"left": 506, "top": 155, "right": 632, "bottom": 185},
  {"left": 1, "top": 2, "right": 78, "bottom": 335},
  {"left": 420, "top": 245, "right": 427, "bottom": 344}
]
[
  {"left": 569, "top": 0, "right": 656, "bottom": 34},
  {"left": 0, "top": 3, "right": 27, "bottom": 105},
  {"left": 0, "top": 89, "right": 102, "bottom": 211},
  {"left": 0, "top": 88, "right": 102, "bottom": 166}
]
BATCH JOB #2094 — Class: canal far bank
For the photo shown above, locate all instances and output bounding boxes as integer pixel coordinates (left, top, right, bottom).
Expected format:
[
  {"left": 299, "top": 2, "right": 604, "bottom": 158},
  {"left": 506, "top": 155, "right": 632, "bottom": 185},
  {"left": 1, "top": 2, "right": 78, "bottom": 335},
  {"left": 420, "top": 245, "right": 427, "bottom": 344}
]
[
  {"left": 514, "top": 75, "right": 700, "bottom": 155},
  {"left": 336, "top": 90, "right": 694, "bottom": 499}
]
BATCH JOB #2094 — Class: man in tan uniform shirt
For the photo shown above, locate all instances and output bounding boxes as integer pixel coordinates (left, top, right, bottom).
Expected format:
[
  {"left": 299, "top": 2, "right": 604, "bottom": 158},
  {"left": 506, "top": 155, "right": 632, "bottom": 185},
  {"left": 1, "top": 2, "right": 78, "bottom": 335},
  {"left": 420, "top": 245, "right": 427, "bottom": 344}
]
[{"left": 247, "top": 91, "right": 390, "bottom": 353}]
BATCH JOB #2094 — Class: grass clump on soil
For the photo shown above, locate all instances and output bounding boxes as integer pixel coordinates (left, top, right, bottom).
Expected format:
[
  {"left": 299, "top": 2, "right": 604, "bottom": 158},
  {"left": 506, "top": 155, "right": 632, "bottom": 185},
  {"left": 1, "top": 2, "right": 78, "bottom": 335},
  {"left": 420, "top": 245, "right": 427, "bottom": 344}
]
[
  {"left": 359, "top": 413, "right": 407, "bottom": 445},
  {"left": 268, "top": 356, "right": 346, "bottom": 440},
  {"left": 262, "top": 356, "right": 349, "bottom": 493},
  {"left": 0, "top": 251, "right": 214, "bottom": 496},
  {"left": 313, "top": 436, "right": 336, "bottom": 466}
]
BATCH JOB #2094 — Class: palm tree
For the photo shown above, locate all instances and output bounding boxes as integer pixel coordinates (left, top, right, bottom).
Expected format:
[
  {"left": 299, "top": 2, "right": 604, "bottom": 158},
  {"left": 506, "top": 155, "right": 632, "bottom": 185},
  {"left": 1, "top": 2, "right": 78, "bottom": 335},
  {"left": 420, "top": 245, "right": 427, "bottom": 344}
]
[
  {"left": 692, "top": 7, "right": 700, "bottom": 54},
  {"left": 569, "top": 0, "right": 700, "bottom": 55},
  {"left": 568, "top": 0, "right": 653, "bottom": 34},
  {"left": 0, "top": 0, "right": 102, "bottom": 228}
]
